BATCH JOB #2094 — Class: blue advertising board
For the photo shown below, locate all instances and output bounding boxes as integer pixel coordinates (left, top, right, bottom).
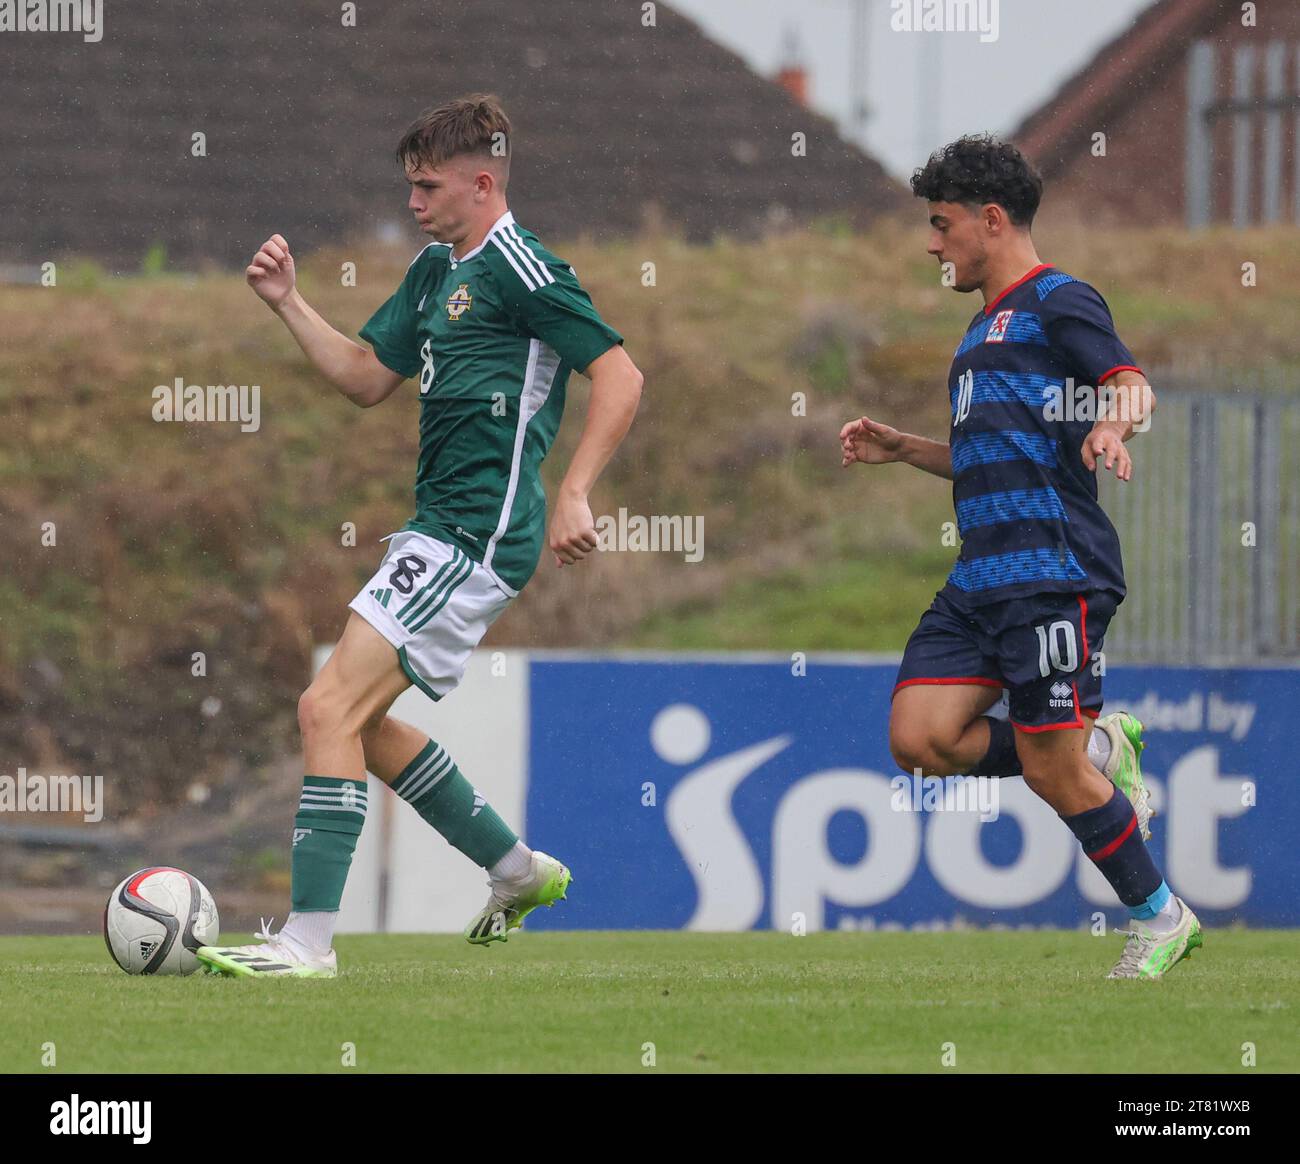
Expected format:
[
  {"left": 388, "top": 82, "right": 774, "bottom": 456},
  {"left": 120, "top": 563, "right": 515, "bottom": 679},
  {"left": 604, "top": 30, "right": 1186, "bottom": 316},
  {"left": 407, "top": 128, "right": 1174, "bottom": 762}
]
[{"left": 524, "top": 659, "right": 1298, "bottom": 930}]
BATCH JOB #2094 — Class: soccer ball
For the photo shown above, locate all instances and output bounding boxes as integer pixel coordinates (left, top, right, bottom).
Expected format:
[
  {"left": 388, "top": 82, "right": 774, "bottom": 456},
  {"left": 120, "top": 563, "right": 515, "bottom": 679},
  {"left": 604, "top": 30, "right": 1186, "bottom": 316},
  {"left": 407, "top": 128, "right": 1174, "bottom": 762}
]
[{"left": 103, "top": 866, "right": 219, "bottom": 975}]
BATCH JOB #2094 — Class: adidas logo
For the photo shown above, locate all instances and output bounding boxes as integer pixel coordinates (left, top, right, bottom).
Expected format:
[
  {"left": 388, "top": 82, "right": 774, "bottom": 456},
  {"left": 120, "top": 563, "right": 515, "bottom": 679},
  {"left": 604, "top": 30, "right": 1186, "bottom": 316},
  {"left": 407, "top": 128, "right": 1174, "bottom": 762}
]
[
  {"left": 1049, "top": 681, "right": 1073, "bottom": 708},
  {"left": 368, "top": 588, "right": 394, "bottom": 609},
  {"left": 139, "top": 939, "right": 158, "bottom": 960},
  {"left": 471, "top": 789, "right": 486, "bottom": 818},
  {"left": 292, "top": 827, "right": 313, "bottom": 847}
]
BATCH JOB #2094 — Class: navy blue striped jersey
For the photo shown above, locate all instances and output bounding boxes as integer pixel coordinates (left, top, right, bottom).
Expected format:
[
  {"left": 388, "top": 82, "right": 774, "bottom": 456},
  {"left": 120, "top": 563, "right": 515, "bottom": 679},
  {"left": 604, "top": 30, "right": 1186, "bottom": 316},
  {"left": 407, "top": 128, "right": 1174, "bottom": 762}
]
[{"left": 943, "top": 263, "right": 1141, "bottom": 609}]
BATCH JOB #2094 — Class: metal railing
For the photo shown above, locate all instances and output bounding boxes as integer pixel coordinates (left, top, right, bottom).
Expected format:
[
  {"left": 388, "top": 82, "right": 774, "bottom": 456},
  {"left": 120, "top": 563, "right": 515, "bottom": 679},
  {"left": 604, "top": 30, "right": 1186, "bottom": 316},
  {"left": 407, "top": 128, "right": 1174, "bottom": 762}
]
[{"left": 1100, "top": 381, "right": 1300, "bottom": 664}]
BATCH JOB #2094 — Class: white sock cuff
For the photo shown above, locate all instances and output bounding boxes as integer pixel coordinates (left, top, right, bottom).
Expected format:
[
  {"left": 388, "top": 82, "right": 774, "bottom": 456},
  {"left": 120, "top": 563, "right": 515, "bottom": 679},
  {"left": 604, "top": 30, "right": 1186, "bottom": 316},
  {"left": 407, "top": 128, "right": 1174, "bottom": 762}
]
[
  {"left": 489, "top": 840, "right": 534, "bottom": 883},
  {"left": 1088, "top": 725, "right": 1112, "bottom": 771},
  {"left": 281, "top": 910, "right": 338, "bottom": 955}
]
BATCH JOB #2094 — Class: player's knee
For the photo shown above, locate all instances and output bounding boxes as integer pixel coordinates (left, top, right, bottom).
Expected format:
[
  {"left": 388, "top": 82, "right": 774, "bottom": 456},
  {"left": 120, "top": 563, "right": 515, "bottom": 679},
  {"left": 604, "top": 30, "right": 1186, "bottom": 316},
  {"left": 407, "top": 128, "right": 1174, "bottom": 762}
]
[
  {"left": 1019, "top": 752, "right": 1090, "bottom": 797},
  {"left": 297, "top": 680, "right": 349, "bottom": 741},
  {"left": 1020, "top": 767, "right": 1049, "bottom": 798},
  {"left": 296, "top": 685, "right": 324, "bottom": 740},
  {"left": 891, "top": 723, "right": 967, "bottom": 777},
  {"left": 890, "top": 726, "right": 939, "bottom": 776}
]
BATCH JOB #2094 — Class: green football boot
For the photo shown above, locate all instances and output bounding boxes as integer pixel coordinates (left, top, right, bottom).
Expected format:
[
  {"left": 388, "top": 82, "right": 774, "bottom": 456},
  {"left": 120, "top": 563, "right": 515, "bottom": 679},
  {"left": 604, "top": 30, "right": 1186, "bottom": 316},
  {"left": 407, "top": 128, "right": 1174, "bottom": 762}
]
[
  {"left": 1107, "top": 897, "right": 1203, "bottom": 979},
  {"left": 464, "top": 851, "right": 571, "bottom": 945},
  {"left": 1096, "top": 710, "right": 1154, "bottom": 841}
]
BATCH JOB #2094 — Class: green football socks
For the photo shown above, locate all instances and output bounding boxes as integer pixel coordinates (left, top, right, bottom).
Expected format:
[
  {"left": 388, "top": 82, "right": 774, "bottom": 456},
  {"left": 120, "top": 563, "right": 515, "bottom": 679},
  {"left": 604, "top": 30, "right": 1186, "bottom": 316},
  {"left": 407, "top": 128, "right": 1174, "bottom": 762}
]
[
  {"left": 390, "top": 740, "right": 518, "bottom": 869},
  {"left": 290, "top": 775, "right": 368, "bottom": 912}
]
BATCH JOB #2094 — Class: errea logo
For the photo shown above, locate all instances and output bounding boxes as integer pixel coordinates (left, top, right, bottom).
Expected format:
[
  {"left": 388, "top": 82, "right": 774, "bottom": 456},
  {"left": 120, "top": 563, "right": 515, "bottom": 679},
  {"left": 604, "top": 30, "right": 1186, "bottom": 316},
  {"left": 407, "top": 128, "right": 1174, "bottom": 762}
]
[{"left": 1049, "top": 682, "right": 1073, "bottom": 708}]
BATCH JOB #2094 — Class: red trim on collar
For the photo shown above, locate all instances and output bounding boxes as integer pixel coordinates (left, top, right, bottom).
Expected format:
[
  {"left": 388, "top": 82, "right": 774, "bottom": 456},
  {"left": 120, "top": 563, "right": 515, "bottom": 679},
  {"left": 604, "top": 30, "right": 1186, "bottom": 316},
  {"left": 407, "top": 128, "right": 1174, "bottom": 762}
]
[{"left": 984, "top": 262, "right": 1053, "bottom": 315}]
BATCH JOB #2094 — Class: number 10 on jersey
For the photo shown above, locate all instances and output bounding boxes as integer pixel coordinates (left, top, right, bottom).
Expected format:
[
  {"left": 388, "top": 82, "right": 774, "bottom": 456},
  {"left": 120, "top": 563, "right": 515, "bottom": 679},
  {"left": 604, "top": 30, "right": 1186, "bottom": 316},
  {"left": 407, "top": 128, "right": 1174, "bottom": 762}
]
[{"left": 954, "top": 368, "right": 974, "bottom": 425}]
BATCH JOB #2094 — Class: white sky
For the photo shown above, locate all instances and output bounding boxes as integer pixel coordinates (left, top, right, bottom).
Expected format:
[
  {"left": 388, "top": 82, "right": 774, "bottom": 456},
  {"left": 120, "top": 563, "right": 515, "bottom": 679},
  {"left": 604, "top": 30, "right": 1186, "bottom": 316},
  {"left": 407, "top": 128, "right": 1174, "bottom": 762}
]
[{"left": 669, "top": 0, "right": 1155, "bottom": 178}]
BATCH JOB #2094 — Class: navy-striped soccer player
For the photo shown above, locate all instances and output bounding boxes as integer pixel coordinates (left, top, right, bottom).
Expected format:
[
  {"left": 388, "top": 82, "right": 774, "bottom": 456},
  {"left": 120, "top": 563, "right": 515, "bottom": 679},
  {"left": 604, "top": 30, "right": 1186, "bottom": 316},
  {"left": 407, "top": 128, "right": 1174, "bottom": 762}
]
[{"left": 840, "top": 135, "right": 1201, "bottom": 979}]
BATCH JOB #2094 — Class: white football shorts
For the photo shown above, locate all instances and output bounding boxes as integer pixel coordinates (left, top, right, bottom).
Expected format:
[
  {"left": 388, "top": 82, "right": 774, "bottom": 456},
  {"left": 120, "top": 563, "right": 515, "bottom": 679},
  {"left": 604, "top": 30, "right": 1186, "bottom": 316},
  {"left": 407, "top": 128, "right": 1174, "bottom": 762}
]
[{"left": 347, "top": 529, "right": 512, "bottom": 701}]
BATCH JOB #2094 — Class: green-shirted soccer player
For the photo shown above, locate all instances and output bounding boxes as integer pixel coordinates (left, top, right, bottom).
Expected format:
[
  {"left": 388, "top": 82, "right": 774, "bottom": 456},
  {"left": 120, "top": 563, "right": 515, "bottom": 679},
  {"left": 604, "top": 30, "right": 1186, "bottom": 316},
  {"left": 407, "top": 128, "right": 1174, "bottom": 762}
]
[{"left": 197, "top": 95, "right": 643, "bottom": 978}]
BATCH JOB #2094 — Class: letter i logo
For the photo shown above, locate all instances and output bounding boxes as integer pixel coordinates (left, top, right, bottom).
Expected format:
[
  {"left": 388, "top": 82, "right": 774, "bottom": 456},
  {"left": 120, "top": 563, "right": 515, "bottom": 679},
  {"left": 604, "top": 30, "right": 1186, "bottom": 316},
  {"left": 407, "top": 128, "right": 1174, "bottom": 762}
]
[{"left": 657, "top": 703, "right": 791, "bottom": 931}]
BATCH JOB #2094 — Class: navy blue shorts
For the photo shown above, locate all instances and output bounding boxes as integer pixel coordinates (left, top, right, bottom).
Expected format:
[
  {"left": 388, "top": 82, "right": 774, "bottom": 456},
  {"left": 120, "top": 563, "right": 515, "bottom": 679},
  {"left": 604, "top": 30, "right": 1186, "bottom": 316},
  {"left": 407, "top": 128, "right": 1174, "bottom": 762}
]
[{"left": 894, "top": 587, "right": 1121, "bottom": 731}]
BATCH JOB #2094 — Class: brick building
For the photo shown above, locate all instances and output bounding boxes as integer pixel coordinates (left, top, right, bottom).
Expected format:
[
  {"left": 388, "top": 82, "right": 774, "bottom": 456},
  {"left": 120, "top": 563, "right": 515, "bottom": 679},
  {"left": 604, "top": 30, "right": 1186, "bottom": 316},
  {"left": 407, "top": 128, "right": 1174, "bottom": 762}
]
[{"left": 1013, "top": 0, "right": 1300, "bottom": 228}]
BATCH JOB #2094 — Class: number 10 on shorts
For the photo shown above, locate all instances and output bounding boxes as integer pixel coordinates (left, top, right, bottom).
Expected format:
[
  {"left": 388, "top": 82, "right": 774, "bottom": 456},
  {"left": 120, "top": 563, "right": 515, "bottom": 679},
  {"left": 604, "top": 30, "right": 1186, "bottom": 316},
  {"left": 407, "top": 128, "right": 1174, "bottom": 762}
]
[{"left": 1034, "top": 619, "right": 1079, "bottom": 677}]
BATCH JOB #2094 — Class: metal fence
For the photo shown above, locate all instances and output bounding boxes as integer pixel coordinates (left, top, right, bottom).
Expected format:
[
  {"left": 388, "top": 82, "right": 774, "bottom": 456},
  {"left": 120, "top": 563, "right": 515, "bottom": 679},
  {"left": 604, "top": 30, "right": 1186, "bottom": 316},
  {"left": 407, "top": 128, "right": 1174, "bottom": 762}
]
[{"left": 1099, "top": 381, "right": 1300, "bottom": 664}]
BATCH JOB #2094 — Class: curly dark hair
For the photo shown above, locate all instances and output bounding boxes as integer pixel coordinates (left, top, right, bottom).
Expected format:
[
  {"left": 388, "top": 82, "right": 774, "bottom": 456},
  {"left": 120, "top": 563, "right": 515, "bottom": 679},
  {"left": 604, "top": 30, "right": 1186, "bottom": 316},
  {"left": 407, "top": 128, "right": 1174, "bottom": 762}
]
[{"left": 910, "top": 134, "right": 1043, "bottom": 226}]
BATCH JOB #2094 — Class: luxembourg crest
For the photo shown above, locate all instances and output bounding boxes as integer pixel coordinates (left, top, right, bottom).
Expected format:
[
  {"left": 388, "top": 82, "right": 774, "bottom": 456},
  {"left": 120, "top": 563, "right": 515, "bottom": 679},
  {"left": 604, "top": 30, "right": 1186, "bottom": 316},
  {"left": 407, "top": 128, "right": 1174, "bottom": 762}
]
[
  {"left": 986, "top": 309, "right": 1014, "bottom": 343},
  {"left": 446, "top": 283, "right": 473, "bottom": 320}
]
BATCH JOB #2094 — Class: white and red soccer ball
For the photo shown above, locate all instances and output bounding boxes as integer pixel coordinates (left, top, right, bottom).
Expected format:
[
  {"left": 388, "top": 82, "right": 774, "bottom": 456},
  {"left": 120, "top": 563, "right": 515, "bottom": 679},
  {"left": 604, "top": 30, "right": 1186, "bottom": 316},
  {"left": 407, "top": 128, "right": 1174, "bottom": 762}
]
[{"left": 103, "top": 866, "right": 219, "bottom": 975}]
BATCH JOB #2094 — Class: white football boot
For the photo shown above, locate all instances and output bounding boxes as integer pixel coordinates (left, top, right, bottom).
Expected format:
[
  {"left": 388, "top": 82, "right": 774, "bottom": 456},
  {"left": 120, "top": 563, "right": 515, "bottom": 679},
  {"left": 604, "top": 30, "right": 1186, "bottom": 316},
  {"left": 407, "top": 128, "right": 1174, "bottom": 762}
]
[
  {"left": 1095, "top": 710, "right": 1154, "bottom": 841},
  {"left": 464, "top": 851, "right": 572, "bottom": 945},
  {"left": 196, "top": 918, "right": 337, "bottom": 978},
  {"left": 1107, "top": 897, "right": 1203, "bottom": 980}
]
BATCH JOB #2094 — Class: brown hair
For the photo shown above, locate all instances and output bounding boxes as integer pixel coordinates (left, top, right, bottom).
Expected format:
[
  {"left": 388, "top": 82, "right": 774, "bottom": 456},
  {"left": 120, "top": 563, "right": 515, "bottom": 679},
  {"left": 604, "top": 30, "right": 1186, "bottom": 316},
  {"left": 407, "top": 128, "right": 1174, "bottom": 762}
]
[{"left": 396, "top": 94, "right": 511, "bottom": 179}]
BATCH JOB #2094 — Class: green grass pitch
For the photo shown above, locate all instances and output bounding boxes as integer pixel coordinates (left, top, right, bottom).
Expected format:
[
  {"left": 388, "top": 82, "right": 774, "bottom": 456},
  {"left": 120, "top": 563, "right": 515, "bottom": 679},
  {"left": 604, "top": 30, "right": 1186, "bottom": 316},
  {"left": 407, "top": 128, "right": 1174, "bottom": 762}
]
[{"left": 2, "top": 931, "right": 1296, "bottom": 1073}]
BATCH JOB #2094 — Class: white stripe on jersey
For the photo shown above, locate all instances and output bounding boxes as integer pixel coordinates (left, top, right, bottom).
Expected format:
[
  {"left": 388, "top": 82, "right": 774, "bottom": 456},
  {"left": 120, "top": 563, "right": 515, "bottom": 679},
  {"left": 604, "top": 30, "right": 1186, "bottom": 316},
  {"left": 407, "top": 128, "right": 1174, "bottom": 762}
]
[
  {"left": 502, "top": 224, "right": 555, "bottom": 287},
  {"left": 490, "top": 235, "right": 540, "bottom": 291},
  {"left": 490, "top": 226, "right": 555, "bottom": 292},
  {"left": 482, "top": 337, "right": 561, "bottom": 577}
]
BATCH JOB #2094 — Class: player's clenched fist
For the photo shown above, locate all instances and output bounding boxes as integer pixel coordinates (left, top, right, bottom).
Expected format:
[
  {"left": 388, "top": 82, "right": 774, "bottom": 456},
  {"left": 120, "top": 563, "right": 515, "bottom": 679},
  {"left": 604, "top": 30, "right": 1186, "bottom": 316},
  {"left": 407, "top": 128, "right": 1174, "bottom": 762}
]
[
  {"left": 246, "top": 234, "right": 296, "bottom": 309},
  {"left": 548, "top": 491, "right": 599, "bottom": 567}
]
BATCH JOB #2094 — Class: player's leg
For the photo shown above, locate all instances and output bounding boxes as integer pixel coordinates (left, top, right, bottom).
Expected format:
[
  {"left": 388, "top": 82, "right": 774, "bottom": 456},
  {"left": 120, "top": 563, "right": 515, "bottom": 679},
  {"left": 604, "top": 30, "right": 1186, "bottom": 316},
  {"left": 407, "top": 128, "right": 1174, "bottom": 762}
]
[
  {"left": 196, "top": 612, "right": 410, "bottom": 978},
  {"left": 894, "top": 680, "right": 1151, "bottom": 793},
  {"left": 890, "top": 681, "right": 1004, "bottom": 776},
  {"left": 894, "top": 592, "right": 1157, "bottom": 830},
  {"left": 299, "top": 611, "right": 411, "bottom": 777},
  {"left": 1027, "top": 592, "right": 1153, "bottom": 832},
  {"left": 353, "top": 531, "right": 569, "bottom": 943},
  {"left": 358, "top": 711, "right": 527, "bottom": 881},
  {"left": 1004, "top": 598, "right": 1199, "bottom": 979},
  {"left": 357, "top": 711, "right": 428, "bottom": 781},
  {"left": 1016, "top": 726, "right": 1199, "bottom": 978},
  {"left": 891, "top": 590, "right": 1018, "bottom": 778},
  {"left": 355, "top": 710, "right": 567, "bottom": 942}
]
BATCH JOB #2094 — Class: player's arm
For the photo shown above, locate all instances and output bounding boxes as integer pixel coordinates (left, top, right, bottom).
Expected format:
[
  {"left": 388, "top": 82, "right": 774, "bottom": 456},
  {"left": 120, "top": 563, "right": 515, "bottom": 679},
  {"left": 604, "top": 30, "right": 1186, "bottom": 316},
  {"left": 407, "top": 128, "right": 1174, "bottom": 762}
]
[
  {"left": 550, "top": 345, "right": 644, "bottom": 566},
  {"left": 488, "top": 243, "right": 642, "bottom": 566},
  {"left": 1082, "top": 370, "right": 1156, "bottom": 482},
  {"left": 1041, "top": 280, "right": 1152, "bottom": 482},
  {"left": 247, "top": 234, "right": 405, "bottom": 408},
  {"left": 840, "top": 415, "right": 954, "bottom": 480}
]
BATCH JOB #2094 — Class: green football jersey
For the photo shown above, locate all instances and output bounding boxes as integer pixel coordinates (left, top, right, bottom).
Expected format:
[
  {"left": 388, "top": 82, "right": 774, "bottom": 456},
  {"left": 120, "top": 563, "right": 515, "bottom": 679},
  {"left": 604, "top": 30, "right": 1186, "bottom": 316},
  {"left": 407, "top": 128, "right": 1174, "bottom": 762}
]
[{"left": 360, "top": 211, "right": 623, "bottom": 593}]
